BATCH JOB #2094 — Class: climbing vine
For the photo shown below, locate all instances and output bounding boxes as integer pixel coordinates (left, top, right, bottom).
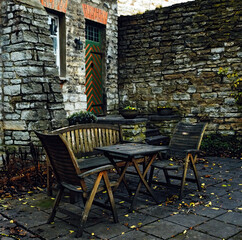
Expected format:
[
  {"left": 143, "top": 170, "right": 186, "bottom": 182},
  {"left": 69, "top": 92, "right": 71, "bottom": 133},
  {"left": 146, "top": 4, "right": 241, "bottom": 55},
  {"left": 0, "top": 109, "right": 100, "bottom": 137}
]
[{"left": 218, "top": 67, "right": 242, "bottom": 104}]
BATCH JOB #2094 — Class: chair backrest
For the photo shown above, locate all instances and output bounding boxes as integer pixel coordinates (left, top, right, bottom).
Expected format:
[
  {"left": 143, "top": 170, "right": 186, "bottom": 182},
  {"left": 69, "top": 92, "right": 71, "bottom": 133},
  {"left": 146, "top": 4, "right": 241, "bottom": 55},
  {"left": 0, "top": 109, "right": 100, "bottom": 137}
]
[
  {"left": 35, "top": 131, "right": 82, "bottom": 186},
  {"left": 168, "top": 122, "right": 207, "bottom": 158},
  {"left": 52, "top": 123, "right": 122, "bottom": 158}
]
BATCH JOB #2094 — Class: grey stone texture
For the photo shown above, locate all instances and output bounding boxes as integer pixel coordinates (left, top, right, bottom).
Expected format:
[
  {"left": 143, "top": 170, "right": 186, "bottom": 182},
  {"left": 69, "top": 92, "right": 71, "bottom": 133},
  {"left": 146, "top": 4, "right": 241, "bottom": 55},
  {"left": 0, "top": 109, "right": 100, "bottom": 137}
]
[
  {"left": 118, "top": 0, "right": 242, "bottom": 136},
  {"left": 0, "top": 0, "right": 67, "bottom": 152}
]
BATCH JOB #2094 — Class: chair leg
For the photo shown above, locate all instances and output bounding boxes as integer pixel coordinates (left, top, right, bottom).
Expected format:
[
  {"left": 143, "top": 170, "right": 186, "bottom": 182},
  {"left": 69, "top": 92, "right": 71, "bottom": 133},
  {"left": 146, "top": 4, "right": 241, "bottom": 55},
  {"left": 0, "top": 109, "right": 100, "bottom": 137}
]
[
  {"left": 163, "top": 169, "right": 171, "bottom": 184},
  {"left": 46, "top": 162, "right": 52, "bottom": 196},
  {"left": 70, "top": 191, "right": 76, "bottom": 204},
  {"left": 76, "top": 172, "right": 103, "bottom": 238},
  {"left": 103, "top": 171, "right": 118, "bottom": 223},
  {"left": 190, "top": 154, "right": 201, "bottom": 191},
  {"left": 179, "top": 155, "right": 189, "bottom": 199},
  {"left": 47, "top": 186, "right": 64, "bottom": 223}
]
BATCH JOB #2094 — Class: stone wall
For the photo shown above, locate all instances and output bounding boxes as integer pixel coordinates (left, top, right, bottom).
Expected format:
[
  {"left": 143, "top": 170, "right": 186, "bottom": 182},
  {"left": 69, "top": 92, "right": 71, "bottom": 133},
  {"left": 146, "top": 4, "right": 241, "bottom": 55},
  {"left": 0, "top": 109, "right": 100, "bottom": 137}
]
[
  {"left": 118, "top": 0, "right": 242, "bottom": 135},
  {"left": 0, "top": 0, "right": 67, "bottom": 152},
  {"left": 62, "top": 0, "right": 119, "bottom": 116}
]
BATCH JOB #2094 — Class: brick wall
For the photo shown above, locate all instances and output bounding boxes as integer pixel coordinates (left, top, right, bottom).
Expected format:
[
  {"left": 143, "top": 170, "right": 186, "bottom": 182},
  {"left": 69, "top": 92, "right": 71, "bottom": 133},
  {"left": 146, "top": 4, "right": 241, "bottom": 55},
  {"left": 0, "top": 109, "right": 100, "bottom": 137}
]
[{"left": 118, "top": 0, "right": 242, "bottom": 135}]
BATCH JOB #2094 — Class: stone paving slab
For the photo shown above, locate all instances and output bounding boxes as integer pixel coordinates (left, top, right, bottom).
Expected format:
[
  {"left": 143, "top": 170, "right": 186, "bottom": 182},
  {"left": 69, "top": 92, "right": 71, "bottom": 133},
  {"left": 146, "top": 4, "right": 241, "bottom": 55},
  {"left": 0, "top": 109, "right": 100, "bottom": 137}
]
[
  {"left": 170, "top": 229, "right": 220, "bottom": 240},
  {"left": 164, "top": 213, "right": 209, "bottom": 228},
  {"left": 141, "top": 219, "right": 187, "bottom": 239},
  {"left": 194, "top": 219, "right": 242, "bottom": 239},
  {"left": 0, "top": 157, "right": 242, "bottom": 239}
]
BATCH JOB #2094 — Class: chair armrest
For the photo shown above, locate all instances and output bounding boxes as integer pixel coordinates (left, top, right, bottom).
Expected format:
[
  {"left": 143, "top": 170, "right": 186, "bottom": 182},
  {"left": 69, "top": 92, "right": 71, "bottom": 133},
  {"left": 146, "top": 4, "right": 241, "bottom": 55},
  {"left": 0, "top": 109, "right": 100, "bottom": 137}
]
[
  {"left": 78, "top": 164, "right": 114, "bottom": 178},
  {"left": 184, "top": 149, "right": 201, "bottom": 154}
]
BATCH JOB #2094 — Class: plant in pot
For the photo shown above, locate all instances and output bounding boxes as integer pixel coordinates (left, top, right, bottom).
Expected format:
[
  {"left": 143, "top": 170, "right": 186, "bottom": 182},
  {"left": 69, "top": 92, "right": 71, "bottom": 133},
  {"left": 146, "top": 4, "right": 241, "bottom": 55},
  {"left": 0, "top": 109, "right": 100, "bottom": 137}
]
[
  {"left": 120, "top": 106, "right": 138, "bottom": 119},
  {"left": 67, "top": 111, "right": 97, "bottom": 125},
  {"left": 157, "top": 105, "right": 173, "bottom": 115}
]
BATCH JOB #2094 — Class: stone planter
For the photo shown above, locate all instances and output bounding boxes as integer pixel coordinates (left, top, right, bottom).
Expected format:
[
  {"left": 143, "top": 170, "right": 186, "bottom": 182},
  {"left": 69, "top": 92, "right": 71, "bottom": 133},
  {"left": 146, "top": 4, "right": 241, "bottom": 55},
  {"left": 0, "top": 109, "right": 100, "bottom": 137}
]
[
  {"left": 120, "top": 110, "right": 138, "bottom": 119},
  {"left": 157, "top": 108, "right": 173, "bottom": 116}
]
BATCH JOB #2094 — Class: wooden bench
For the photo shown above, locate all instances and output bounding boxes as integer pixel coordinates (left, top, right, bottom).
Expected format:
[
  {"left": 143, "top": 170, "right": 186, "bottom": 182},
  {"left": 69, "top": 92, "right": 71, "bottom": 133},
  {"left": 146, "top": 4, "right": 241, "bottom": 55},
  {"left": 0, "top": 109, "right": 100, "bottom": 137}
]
[{"left": 47, "top": 123, "right": 126, "bottom": 196}]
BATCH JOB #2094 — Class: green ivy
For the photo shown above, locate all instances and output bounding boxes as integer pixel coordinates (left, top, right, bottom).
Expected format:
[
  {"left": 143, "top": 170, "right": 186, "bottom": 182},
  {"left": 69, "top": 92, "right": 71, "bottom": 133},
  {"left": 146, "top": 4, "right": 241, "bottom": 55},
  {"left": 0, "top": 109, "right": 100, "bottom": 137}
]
[
  {"left": 201, "top": 133, "right": 242, "bottom": 159},
  {"left": 218, "top": 67, "right": 242, "bottom": 104},
  {"left": 67, "top": 111, "right": 97, "bottom": 125}
]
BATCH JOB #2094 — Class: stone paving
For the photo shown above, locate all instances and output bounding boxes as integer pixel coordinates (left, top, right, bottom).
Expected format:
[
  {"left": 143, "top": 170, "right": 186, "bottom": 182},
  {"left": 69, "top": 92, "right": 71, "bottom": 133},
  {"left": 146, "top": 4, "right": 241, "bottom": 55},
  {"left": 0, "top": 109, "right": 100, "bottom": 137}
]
[{"left": 0, "top": 157, "right": 241, "bottom": 240}]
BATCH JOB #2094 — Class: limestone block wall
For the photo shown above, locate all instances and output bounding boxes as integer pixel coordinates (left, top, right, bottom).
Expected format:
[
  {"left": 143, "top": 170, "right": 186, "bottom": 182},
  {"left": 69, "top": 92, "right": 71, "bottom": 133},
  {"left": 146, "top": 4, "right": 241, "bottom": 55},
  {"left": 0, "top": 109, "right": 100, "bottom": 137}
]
[
  {"left": 118, "top": 0, "right": 242, "bottom": 135},
  {"left": 62, "top": 0, "right": 119, "bottom": 115},
  {"left": 0, "top": 0, "right": 67, "bottom": 152}
]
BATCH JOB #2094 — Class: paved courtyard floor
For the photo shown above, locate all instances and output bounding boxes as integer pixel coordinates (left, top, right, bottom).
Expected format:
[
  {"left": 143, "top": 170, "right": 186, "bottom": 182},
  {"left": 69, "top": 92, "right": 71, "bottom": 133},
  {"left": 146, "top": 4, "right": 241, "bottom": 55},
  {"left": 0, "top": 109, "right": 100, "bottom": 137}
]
[{"left": 0, "top": 157, "right": 241, "bottom": 240}]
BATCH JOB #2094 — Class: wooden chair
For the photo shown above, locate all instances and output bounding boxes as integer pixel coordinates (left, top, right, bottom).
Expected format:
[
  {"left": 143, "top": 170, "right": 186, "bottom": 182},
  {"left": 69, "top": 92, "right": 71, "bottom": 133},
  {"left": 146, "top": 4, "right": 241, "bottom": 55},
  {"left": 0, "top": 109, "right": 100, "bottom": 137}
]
[
  {"left": 148, "top": 122, "right": 207, "bottom": 199},
  {"left": 35, "top": 131, "right": 118, "bottom": 238}
]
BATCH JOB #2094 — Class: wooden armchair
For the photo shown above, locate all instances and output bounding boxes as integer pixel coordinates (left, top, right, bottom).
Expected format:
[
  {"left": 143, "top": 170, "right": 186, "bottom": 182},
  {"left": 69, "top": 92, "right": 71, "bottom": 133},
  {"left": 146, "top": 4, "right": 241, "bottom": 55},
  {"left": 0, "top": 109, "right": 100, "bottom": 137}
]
[
  {"left": 148, "top": 122, "right": 207, "bottom": 199},
  {"left": 35, "top": 131, "right": 118, "bottom": 238}
]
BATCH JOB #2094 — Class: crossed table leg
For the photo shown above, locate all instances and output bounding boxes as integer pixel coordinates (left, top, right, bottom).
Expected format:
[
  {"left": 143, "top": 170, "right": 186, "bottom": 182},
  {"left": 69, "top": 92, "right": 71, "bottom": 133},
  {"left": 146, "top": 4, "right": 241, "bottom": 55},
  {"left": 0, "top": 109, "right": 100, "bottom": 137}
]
[{"left": 105, "top": 152, "right": 159, "bottom": 209}]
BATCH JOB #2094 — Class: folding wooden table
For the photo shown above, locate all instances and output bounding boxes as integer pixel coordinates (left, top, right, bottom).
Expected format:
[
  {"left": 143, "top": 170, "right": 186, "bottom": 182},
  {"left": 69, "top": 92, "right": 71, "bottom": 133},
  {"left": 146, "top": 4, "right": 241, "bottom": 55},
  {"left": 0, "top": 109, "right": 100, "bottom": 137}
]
[{"left": 95, "top": 143, "right": 168, "bottom": 209}]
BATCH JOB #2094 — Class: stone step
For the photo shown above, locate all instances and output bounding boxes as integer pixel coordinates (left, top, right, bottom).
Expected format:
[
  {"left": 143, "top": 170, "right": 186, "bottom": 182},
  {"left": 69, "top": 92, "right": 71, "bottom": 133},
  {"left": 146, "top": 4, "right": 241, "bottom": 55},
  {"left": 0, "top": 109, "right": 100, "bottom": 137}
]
[{"left": 145, "top": 128, "right": 161, "bottom": 137}]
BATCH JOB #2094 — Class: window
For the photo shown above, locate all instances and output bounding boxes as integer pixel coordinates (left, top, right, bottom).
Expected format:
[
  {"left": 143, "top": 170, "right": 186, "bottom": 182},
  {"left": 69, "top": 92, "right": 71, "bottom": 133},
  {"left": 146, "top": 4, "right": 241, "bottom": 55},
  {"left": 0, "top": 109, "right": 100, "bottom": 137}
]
[
  {"left": 48, "top": 13, "right": 60, "bottom": 73},
  {"left": 85, "top": 25, "right": 100, "bottom": 42}
]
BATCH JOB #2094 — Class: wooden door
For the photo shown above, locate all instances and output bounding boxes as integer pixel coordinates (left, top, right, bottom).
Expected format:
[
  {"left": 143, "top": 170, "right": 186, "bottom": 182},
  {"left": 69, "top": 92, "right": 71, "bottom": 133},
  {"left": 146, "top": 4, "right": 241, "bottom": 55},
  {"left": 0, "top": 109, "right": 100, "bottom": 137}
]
[{"left": 85, "top": 23, "right": 103, "bottom": 115}]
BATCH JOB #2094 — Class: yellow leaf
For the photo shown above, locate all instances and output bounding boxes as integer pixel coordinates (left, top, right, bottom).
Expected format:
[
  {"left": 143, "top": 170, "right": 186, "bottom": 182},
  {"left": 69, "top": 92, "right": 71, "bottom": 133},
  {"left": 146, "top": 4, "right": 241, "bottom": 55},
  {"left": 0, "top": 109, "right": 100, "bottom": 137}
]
[
  {"left": 22, "top": 202, "right": 27, "bottom": 205},
  {"left": 119, "top": 201, "right": 125, "bottom": 204},
  {"left": 158, "top": 204, "right": 162, "bottom": 206},
  {"left": 130, "top": 225, "right": 136, "bottom": 229},
  {"left": 102, "top": 191, "right": 107, "bottom": 193},
  {"left": 183, "top": 230, "right": 187, "bottom": 234},
  {"left": 124, "top": 214, "right": 129, "bottom": 217},
  {"left": 10, "top": 220, "right": 14, "bottom": 223},
  {"left": 91, "top": 233, "right": 95, "bottom": 236},
  {"left": 122, "top": 232, "right": 125, "bottom": 235},
  {"left": 69, "top": 230, "right": 75, "bottom": 234},
  {"left": 222, "top": 185, "right": 227, "bottom": 187},
  {"left": 211, "top": 207, "right": 219, "bottom": 210},
  {"left": 228, "top": 210, "right": 232, "bottom": 212},
  {"left": 205, "top": 201, "right": 212, "bottom": 207}
]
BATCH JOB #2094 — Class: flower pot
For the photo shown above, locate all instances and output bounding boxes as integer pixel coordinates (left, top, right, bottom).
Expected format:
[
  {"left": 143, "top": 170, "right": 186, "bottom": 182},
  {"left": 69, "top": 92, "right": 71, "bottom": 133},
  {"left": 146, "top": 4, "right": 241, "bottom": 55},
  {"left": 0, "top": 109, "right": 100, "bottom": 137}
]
[
  {"left": 157, "top": 108, "right": 173, "bottom": 116},
  {"left": 120, "top": 110, "right": 138, "bottom": 119}
]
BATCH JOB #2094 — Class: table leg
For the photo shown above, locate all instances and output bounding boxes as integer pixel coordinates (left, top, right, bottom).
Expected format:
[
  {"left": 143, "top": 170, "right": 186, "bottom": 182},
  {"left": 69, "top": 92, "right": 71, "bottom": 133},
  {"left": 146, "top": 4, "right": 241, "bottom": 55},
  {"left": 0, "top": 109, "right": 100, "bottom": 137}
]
[
  {"left": 131, "top": 154, "right": 159, "bottom": 210},
  {"left": 105, "top": 154, "right": 133, "bottom": 196}
]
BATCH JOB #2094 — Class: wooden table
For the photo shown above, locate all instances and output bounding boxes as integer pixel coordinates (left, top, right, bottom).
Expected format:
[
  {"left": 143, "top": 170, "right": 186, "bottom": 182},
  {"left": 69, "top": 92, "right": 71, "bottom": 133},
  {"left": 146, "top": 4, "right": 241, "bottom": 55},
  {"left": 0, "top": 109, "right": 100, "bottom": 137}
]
[{"left": 95, "top": 143, "right": 168, "bottom": 209}]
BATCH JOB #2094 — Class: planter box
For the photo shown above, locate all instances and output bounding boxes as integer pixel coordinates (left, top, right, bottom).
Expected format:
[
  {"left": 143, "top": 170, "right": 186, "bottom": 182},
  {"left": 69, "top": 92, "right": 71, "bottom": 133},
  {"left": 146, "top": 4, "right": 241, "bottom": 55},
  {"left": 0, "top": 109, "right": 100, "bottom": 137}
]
[{"left": 120, "top": 110, "right": 138, "bottom": 119}]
